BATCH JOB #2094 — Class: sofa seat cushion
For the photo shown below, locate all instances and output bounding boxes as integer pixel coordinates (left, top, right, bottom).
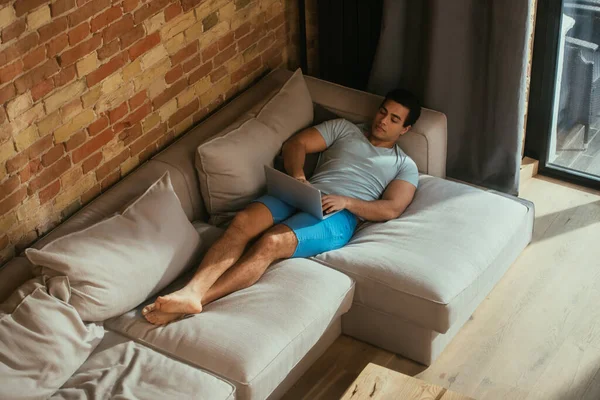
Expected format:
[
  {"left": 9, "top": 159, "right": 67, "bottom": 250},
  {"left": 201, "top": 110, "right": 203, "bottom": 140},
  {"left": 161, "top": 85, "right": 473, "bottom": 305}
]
[
  {"left": 313, "top": 175, "right": 532, "bottom": 334},
  {"left": 106, "top": 258, "right": 354, "bottom": 400},
  {"left": 52, "top": 332, "right": 235, "bottom": 400}
]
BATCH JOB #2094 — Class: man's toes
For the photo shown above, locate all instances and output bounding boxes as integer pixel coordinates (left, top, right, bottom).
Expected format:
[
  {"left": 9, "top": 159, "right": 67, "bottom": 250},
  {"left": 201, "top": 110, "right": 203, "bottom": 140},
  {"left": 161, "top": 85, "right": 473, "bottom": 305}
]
[
  {"left": 144, "top": 311, "right": 156, "bottom": 324},
  {"left": 154, "top": 296, "right": 169, "bottom": 309},
  {"left": 158, "top": 313, "right": 183, "bottom": 325},
  {"left": 144, "top": 310, "right": 185, "bottom": 325},
  {"left": 147, "top": 312, "right": 166, "bottom": 326},
  {"left": 142, "top": 303, "right": 156, "bottom": 315}
]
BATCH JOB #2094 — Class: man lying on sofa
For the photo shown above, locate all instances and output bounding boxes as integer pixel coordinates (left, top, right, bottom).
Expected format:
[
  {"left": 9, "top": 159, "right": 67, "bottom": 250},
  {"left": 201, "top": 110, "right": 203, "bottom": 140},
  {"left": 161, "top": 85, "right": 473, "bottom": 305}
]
[{"left": 142, "top": 90, "right": 422, "bottom": 325}]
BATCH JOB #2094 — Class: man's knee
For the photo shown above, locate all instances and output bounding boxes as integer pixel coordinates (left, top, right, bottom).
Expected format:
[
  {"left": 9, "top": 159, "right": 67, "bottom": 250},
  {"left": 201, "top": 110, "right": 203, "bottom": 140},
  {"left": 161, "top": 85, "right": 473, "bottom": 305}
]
[
  {"left": 256, "top": 226, "right": 297, "bottom": 258},
  {"left": 228, "top": 202, "right": 273, "bottom": 240},
  {"left": 230, "top": 209, "right": 249, "bottom": 230},
  {"left": 258, "top": 231, "right": 283, "bottom": 251},
  {"left": 227, "top": 209, "right": 254, "bottom": 239}
]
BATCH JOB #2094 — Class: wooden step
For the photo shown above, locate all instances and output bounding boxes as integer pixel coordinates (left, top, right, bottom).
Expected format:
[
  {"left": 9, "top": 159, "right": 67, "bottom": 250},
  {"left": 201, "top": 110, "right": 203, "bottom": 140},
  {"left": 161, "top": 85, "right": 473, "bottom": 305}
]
[{"left": 520, "top": 156, "right": 539, "bottom": 185}]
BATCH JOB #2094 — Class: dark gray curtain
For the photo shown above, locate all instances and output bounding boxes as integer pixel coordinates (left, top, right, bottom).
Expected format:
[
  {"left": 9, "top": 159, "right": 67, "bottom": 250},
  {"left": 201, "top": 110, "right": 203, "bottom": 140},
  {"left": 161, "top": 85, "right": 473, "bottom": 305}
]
[
  {"left": 317, "top": 0, "right": 383, "bottom": 90},
  {"left": 368, "top": 1, "right": 533, "bottom": 195}
]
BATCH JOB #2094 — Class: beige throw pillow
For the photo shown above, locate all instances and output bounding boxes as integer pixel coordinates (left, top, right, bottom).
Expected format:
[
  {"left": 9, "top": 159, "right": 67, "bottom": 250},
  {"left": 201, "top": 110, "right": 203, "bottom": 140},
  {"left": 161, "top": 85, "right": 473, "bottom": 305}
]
[
  {"left": 0, "top": 276, "right": 104, "bottom": 400},
  {"left": 196, "top": 119, "right": 282, "bottom": 225},
  {"left": 25, "top": 172, "right": 201, "bottom": 322},
  {"left": 256, "top": 68, "right": 314, "bottom": 135},
  {"left": 195, "top": 68, "right": 314, "bottom": 225}
]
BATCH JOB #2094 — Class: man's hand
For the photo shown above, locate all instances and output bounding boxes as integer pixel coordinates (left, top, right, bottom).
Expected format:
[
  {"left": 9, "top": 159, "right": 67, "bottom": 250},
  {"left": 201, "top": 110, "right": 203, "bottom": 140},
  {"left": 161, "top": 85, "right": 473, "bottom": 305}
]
[
  {"left": 293, "top": 175, "right": 311, "bottom": 185},
  {"left": 322, "top": 194, "right": 350, "bottom": 214},
  {"left": 339, "top": 180, "right": 416, "bottom": 222}
]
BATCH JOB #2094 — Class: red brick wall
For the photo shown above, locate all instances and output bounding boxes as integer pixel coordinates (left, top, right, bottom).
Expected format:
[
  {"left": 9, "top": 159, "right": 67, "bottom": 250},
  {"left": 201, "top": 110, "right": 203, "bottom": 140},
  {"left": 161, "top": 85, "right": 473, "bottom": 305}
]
[{"left": 0, "top": 0, "right": 300, "bottom": 266}]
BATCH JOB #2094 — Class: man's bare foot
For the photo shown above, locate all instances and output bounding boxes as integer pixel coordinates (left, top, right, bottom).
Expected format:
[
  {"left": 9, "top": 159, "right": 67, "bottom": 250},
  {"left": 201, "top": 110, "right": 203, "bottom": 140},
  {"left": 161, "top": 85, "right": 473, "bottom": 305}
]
[
  {"left": 149, "top": 286, "right": 204, "bottom": 315},
  {"left": 144, "top": 310, "right": 187, "bottom": 326}
]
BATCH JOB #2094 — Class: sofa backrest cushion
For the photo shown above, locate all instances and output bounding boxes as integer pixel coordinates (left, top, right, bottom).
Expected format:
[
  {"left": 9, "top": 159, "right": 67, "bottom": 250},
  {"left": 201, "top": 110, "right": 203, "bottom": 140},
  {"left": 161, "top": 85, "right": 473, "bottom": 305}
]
[
  {"left": 255, "top": 68, "right": 314, "bottom": 135},
  {"left": 196, "top": 119, "right": 282, "bottom": 226},
  {"left": 194, "top": 69, "right": 313, "bottom": 225},
  {"left": 0, "top": 276, "right": 104, "bottom": 399},
  {"left": 25, "top": 172, "right": 201, "bottom": 321}
]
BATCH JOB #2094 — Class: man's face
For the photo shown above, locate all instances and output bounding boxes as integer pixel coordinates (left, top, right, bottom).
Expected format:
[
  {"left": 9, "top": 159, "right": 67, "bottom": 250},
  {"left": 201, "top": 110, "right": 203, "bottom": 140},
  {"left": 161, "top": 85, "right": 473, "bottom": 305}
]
[{"left": 371, "top": 99, "right": 411, "bottom": 142}]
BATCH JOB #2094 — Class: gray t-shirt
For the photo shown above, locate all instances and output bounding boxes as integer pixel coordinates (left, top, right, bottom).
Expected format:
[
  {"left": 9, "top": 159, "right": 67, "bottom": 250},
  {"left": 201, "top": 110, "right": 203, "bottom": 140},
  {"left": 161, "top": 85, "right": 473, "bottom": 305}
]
[{"left": 310, "top": 118, "right": 419, "bottom": 201}]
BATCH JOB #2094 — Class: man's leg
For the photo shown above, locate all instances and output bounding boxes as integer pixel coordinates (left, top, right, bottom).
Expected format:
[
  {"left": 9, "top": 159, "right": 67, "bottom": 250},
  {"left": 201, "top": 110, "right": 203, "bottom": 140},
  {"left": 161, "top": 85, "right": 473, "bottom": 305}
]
[
  {"left": 202, "top": 224, "right": 297, "bottom": 304},
  {"left": 142, "top": 202, "right": 275, "bottom": 318},
  {"left": 201, "top": 210, "right": 358, "bottom": 304},
  {"left": 144, "top": 224, "right": 298, "bottom": 325}
]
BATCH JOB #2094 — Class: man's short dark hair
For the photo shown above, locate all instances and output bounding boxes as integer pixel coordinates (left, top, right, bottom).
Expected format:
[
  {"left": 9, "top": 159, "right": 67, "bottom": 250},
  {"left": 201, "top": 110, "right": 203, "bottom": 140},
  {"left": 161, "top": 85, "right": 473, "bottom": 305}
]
[{"left": 383, "top": 89, "right": 422, "bottom": 127}]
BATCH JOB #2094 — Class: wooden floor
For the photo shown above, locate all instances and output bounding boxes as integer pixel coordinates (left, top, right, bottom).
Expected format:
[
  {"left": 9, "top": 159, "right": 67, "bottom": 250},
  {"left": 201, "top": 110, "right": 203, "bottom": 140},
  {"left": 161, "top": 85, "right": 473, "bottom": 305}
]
[{"left": 282, "top": 175, "right": 600, "bottom": 400}]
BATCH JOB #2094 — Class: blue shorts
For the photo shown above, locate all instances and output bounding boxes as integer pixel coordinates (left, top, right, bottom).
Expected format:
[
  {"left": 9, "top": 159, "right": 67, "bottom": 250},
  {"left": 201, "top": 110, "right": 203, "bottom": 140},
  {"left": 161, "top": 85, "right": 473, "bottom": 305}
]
[{"left": 253, "top": 195, "right": 358, "bottom": 258}]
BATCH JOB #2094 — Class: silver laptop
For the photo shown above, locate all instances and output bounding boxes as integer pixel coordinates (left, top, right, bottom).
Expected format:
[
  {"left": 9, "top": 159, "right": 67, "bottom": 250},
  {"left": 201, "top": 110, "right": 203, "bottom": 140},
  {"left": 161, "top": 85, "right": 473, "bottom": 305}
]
[{"left": 264, "top": 165, "right": 341, "bottom": 220}]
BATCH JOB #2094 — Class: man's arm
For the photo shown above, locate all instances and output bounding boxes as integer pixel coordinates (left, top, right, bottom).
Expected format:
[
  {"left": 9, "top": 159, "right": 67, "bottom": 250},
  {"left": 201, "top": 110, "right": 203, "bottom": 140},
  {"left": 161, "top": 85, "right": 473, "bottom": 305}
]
[
  {"left": 322, "top": 180, "right": 417, "bottom": 222},
  {"left": 281, "top": 127, "right": 328, "bottom": 182}
]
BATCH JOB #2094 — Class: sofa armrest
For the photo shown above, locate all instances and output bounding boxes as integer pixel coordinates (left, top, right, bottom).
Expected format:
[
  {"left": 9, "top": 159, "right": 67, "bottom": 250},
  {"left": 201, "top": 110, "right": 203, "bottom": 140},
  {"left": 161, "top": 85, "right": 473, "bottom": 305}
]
[
  {"left": 268, "top": 70, "right": 448, "bottom": 178},
  {"left": 398, "top": 109, "right": 447, "bottom": 179}
]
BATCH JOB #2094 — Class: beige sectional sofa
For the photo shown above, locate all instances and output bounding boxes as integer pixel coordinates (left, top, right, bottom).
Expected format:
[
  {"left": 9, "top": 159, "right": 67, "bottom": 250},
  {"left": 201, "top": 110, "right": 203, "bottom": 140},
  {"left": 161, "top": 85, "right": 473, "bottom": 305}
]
[{"left": 0, "top": 68, "right": 534, "bottom": 399}]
